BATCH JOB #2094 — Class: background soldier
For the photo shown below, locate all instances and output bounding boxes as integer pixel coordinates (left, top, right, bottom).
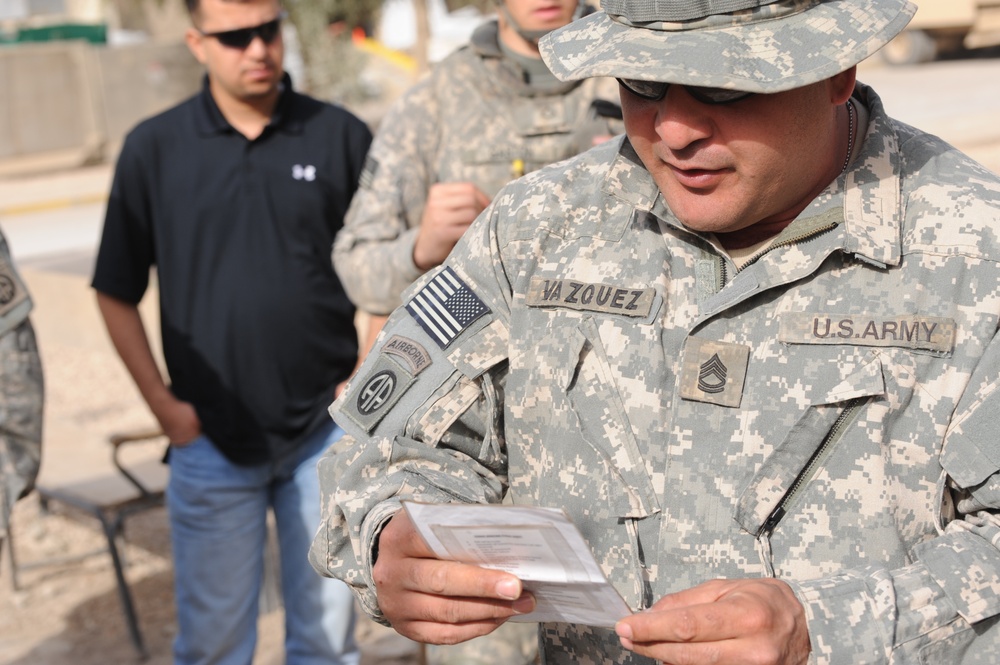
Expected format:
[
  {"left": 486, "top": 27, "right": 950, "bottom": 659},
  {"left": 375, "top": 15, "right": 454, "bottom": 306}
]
[
  {"left": 0, "top": 227, "right": 44, "bottom": 551},
  {"left": 333, "top": 0, "right": 622, "bottom": 360}
]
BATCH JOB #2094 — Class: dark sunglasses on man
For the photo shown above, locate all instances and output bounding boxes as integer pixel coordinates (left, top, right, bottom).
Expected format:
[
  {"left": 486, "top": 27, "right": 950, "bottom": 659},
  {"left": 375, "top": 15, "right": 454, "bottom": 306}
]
[
  {"left": 617, "top": 78, "right": 755, "bottom": 105},
  {"left": 199, "top": 12, "right": 285, "bottom": 49}
]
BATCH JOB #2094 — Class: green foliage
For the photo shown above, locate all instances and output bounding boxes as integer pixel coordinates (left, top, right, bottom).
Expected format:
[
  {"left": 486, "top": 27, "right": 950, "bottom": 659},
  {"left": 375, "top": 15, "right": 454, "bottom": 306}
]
[{"left": 283, "top": 0, "right": 377, "bottom": 102}]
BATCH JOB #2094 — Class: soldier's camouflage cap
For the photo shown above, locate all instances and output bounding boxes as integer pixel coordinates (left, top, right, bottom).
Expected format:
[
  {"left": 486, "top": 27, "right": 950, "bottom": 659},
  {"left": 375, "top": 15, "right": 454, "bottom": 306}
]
[{"left": 539, "top": 0, "right": 916, "bottom": 93}]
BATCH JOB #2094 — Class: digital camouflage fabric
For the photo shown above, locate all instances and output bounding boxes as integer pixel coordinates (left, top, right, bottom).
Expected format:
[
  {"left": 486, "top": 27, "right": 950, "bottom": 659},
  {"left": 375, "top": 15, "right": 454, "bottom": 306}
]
[
  {"left": 312, "top": 83, "right": 1000, "bottom": 663},
  {"left": 541, "top": 0, "right": 916, "bottom": 93},
  {"left": 0, "top": 229, "right": 43, "bottom": 537},
  {"left": 332, "top": 19, "right": 622, "bottom": 315}
]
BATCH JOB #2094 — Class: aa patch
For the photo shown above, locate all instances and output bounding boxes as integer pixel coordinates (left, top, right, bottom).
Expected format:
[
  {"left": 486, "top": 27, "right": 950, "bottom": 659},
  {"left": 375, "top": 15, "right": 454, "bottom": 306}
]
[
  {"left": 0, "top": 258, "right": 30, "bottom": 319},
  {"left": 340, "top": 354, "right": 416, "bottom": 433},
  {"left": 382, "top": 335, "right": 432, "bottom": 375},
  {"left": 406, "top": 267, "right": 490, "bottom": 349},
  {"left": 359, "top": 154, "right": 379, "bottom": 189},
  {"left": 525, "top": 277, "right": 655, "bottom": 318},
  {"left": 679, "top": 337, "right": 750, "bottom": 408},
  {"left": 779, "top": 313, "right": 956, "bottom": 355}
]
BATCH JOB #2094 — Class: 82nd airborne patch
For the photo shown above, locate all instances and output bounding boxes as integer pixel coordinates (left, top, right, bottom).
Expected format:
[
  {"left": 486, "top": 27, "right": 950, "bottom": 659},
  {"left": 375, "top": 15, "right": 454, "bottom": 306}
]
[{"left": 340, "top": 353, "right": 417, "bottom": 433}]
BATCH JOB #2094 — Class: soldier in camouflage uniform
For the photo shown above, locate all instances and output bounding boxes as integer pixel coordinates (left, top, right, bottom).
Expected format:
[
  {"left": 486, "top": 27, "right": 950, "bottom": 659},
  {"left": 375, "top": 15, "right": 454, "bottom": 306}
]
[
  {"left": 334, "top": 3, "right": 619, "bottom": 661},
  {"left": 332, "top": 0, "right": 622, "bottom": 340},
  {"left": 311, "top": 0, "right": 1000, "bottom": 662},
  {"left": 0, "top": 228, "right": 44, "bottom": 547}
]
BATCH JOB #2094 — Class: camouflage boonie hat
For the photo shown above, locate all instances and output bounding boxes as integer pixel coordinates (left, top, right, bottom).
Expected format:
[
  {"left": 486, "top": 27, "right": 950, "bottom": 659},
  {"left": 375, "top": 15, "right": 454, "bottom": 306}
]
[{"left": 540, "top": 0, "right": 916, "bottom": 93}]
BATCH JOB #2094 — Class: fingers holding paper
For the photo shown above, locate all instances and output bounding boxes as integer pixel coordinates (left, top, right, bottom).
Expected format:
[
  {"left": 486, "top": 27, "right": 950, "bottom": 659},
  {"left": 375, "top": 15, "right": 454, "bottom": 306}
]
[
  {"left": 615, "top": 578, "right": 811, "bottom": 665},
  {"left": 372, "top": 509, "right": 536, "bottom": 644}
]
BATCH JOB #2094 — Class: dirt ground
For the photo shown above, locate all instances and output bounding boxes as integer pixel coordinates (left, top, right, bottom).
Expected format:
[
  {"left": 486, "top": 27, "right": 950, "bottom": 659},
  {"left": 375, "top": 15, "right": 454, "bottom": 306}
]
[{"left": 0, "top": 262, "right": 422, "bottom": 665}]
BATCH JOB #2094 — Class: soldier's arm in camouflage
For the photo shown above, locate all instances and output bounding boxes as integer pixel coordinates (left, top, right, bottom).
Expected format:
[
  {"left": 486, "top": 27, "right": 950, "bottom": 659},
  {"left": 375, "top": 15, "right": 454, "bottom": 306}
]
[
  {"left": 0, "top": 230, "right": 44, "bottom": 537},
  {"left": 313, "top": 199, "right": 515, "bottom": 623},
  {"left": 785, "top": 334, "right": 1000, "bottom": 664},
  {"left": 0, "top": 319, "right": 44, "bottom": 536},
  {"left": 332, "top": 79, "right": 442, "bottom": 316}
]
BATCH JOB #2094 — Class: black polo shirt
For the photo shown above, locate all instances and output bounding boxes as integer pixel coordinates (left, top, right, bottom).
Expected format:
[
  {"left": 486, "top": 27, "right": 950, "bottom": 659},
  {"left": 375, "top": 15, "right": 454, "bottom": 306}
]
[{"left": 92, "top": 75, "right": 372, "bottom": 465}]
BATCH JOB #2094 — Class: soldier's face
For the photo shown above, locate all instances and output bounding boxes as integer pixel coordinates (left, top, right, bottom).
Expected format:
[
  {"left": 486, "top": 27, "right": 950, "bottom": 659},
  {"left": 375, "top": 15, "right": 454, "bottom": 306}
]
[
  {"left": 185, "top": 0, "right": 285, "bottom": 104},
  {"left": 501, "top": 0, "right": 578, "bottom": 36},
  {"left": 620, "top": 69, "right": 856, "bottom": 239}
]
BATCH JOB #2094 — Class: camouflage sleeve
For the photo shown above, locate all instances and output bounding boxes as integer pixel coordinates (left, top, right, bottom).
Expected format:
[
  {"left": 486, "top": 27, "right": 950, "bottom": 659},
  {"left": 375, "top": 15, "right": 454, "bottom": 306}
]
[
  {"left": 312, "top": 201, "right": 513, "bottom": 621},
  {"left": 788, "top": 329, "right": 1000, "bottom": 664},
  {"left": 0, "top": 230, "right": 43, "bottom": 534},
  {"left": 0, "top": 320, "right": 44, "bottom": 534},
  {"left": 331, "top": 78, "right": 442, "bottom": 315}
]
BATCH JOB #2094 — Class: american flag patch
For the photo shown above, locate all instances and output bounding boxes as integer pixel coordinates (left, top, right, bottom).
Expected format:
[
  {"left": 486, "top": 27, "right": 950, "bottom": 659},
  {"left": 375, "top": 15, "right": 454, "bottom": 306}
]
[{"left": 405, "top": 267, "right": 490, "bottom": 348}]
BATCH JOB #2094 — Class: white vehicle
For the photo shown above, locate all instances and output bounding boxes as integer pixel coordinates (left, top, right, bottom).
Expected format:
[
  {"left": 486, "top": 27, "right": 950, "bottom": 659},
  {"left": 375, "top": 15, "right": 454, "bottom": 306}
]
[{"left": 882, "top": 0, "right": 1000, "bottom": 64}]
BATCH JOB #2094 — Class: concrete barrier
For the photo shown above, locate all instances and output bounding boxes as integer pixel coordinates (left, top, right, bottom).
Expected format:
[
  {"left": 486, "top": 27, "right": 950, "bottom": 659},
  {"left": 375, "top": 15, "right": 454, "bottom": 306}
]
[{"left": 0, "top": 39, "right": 202, "bottom": 177}]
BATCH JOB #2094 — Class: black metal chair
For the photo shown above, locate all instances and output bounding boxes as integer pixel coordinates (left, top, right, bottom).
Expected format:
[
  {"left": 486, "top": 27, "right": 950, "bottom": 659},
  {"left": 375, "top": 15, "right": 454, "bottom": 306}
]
[{"left": 6, "top": 429, "right": 168, "bottom": 660}]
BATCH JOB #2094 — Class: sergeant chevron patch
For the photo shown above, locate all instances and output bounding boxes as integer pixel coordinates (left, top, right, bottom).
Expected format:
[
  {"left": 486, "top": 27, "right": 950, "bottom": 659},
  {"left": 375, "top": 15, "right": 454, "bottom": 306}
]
[{"left": 680, "top": 337, "right": 750, "bottom": 408}]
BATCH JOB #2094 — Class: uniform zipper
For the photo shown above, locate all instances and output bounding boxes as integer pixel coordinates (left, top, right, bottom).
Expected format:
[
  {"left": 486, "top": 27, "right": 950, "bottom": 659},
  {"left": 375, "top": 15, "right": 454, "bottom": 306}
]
[
  {"left": 756, "top": 397, "right": 866, "bottom": 574},
  {"left": 717, "top": 220, "right": 840, "bottom": 291}
]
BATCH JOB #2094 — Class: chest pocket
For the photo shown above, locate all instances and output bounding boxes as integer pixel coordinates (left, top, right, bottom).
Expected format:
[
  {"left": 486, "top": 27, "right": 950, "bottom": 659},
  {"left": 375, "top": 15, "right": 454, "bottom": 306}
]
[
  {"left": 454, "top": 96, "right": 582, "bottom": 191},
  {"left": 734, "top": 350, "right": 886, "bottom": 537},
  {"left": 515, "top": 316, "right": 659, "bottom": 521}
]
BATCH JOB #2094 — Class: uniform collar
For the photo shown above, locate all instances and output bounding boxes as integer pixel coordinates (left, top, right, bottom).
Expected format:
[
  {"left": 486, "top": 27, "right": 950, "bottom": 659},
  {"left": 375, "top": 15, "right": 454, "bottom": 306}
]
[
  {"left": 470, "top": 19, "right": 580, "bottom": 96},
  {"left": 606, "top": 82, "right": 904, "bottom": 269},
  {"left": 194, "top": 72, "right": 300, "bottom": 137}
]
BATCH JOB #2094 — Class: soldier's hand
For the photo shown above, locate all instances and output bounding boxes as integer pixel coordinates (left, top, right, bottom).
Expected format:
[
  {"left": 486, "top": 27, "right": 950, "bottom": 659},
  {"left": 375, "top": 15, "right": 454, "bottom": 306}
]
[
  {"left": 373, "top": 508, "right": 535, "bottom": 645},
  {"left": 413, "top": 182, "right": 491, "bottom": 271},
  {"left": 615, "top": 578, "right": 811, "bottom": 665},
  {"left": 152, "top": 394, "right": 202, "bottom": 446}
]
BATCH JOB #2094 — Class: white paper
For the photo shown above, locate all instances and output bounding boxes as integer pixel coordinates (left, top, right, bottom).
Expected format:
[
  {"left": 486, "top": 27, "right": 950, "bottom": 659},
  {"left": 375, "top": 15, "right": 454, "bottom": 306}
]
[{"left": 402, "top": 502, "right": 633, "bottom": 627}]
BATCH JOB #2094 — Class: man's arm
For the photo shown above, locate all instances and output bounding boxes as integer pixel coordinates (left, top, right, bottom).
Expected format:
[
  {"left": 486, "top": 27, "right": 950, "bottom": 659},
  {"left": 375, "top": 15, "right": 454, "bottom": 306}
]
[
  {"left": 332, "top": 81, "right": 441, "bottom": 316},
  {"left": 96, "top": 292, "right": 199, "bottom": 444}
]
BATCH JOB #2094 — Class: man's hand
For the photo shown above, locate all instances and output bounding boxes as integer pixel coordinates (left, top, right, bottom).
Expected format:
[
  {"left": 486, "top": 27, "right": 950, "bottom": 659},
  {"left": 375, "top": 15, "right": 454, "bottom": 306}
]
[
  {"left": 151, "top": 393, "right": 201, "bottom": 446},
  {"left": 412, "top": 182, "right": 491, "bottom": 271},
  {"left": 373, "top": 509, "right": 535, "bottom": 644},
  {"left": 615, "top": 578, "right": 811, "bottom": 665}
]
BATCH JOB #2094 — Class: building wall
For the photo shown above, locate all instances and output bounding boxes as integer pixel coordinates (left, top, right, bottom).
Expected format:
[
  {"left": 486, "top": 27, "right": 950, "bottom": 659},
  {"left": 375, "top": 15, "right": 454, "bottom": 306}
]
[{"left": 0, "top": 39, "right": 202, "bottom": 175}]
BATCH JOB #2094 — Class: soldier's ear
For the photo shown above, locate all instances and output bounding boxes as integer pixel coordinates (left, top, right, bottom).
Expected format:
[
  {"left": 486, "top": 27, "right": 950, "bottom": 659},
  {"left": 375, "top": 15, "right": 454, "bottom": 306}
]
[{"left": 828, "top": 66, "right": 857, "bottom": 105}]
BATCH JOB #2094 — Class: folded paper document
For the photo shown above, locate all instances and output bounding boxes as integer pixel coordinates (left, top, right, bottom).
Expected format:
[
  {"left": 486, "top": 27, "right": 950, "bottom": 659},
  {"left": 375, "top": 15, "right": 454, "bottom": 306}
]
[{"left": 402, "top": 501, "right": 633, "bottom": 627}]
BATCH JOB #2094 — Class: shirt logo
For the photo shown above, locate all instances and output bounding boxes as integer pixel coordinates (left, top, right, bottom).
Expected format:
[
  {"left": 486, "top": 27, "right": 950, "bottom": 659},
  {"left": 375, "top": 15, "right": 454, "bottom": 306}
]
[
  {"left": 406, "top": 267, "right": 490, "bottom": 349},
  {"left": 292, "top": 164, "right": 316, "bottom": 181},
  {"left": 697, "top": 354, "right": 728, "bottom": 394},
  {"left": 357, "top": 370, "right": 396, "bottom": 416}
]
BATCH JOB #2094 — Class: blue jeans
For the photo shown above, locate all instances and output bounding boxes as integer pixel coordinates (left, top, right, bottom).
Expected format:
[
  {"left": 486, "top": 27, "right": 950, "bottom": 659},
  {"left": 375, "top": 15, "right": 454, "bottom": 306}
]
[{"left": 166, "top": 421, "right": 359, "bottom": 665}]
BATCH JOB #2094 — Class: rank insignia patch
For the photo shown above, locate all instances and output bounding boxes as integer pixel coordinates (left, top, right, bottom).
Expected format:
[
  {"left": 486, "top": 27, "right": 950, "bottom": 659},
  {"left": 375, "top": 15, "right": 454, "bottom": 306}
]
[
  {"left": 697, "top": 354, "right": 728, "bottom": 394},
  {"left": 406, "top": 267, "right": 490, "bottom": 349},
  {"left": 680, "top": 338, "right": 750, "bottom": 408}
]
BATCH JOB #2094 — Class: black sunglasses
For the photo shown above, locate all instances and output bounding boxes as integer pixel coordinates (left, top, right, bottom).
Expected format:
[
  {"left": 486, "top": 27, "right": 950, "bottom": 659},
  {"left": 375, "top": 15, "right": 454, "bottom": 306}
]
[
  {"left": 617, "top": 78, "right": 754, "bottom": 105},
  {"left": 199, "top": 13, "right": 284, "bottom": 49}
]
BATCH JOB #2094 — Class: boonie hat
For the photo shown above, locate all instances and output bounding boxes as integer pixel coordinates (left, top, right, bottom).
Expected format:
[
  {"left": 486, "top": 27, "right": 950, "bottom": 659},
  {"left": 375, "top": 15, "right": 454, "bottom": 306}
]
[{"left": 540, "top": 0, "right": 916, "bottom": 93}]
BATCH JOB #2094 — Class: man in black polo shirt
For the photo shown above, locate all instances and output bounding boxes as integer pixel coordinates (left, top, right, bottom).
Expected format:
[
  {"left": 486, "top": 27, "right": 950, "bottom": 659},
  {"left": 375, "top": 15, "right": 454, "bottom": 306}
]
[{"left": 91, "top": 0, "right": 371, "bottom": 662}]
